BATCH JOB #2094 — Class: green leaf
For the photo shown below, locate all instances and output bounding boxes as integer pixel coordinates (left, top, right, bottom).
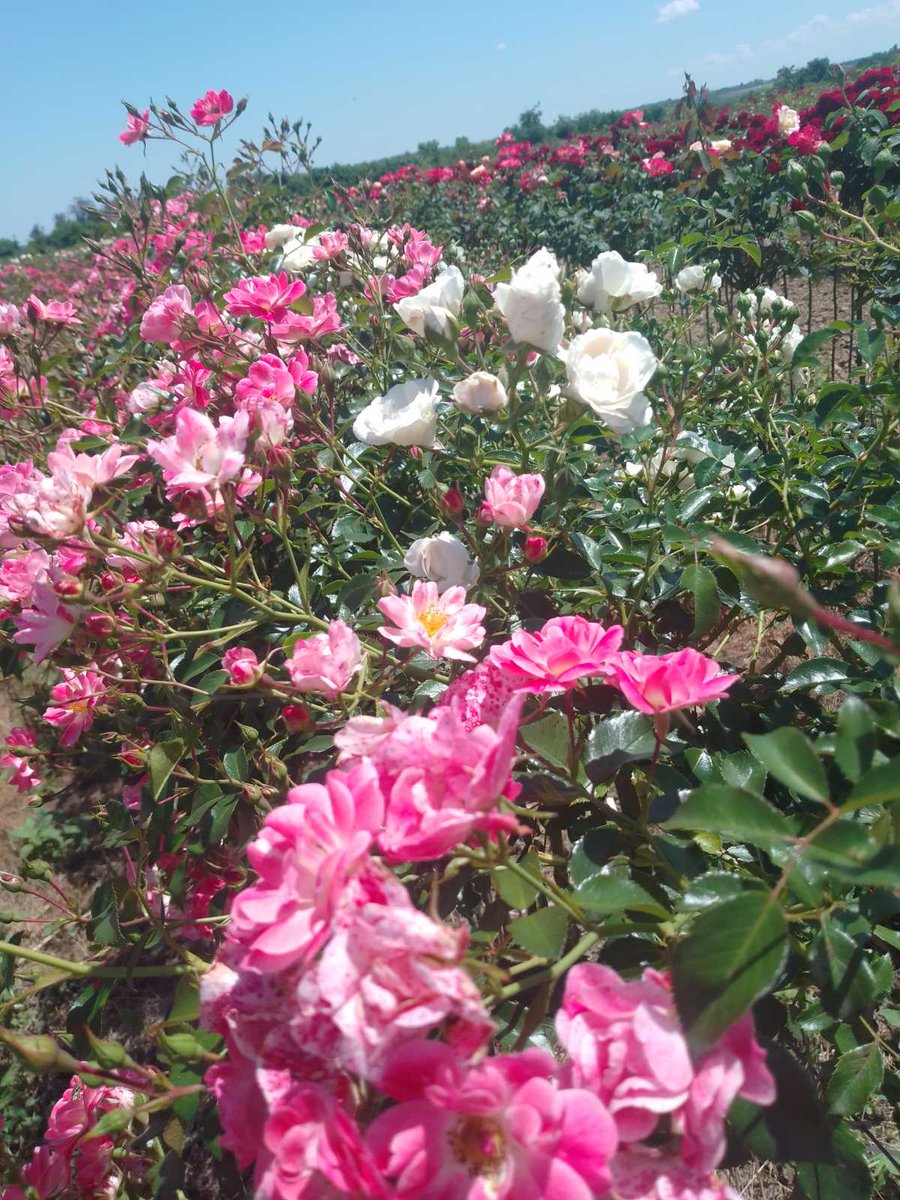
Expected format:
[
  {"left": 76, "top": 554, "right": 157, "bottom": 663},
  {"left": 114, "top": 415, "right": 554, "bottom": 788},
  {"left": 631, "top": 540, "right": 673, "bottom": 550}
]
[
  {"left": 570, "top": 532, "right": 604, "bottom": 571},
  {"left": 223, "top": 745, "right": 248, "bottom": 783},
  {"left": 781, "top": 658, "right": 851, "bottom": 694},
  {"left": 508, "top": 906, "right": 569, "bottom": 959},
  {"left": 795, "top": 1125, "right": 872, "bottom": 1200},
  {"left": 672, "top": 892, "right": 787, "bottom": 1051},
  {"left": 744, "top": 729, "right": 829, "bottom": 804},
  {"left": 826, "top": 1043, "right": 884, "bottom": 1116},
  {"left": 663, "top": 783, "right": 794, "bottom": 848},
  {"left": 568, "top": 830, "right": 629, "bottom": 885},
  {"left": 585, "top": 712, "right": 656, "bottom": 783},
  {"left": 811, "top": 920, "right": 877, "bottom": 1018},
  {"left": 573, "top": 874, "right": 668, "bottom": 918},
  {"left": 680, "top": 564, "right": 720, "bottom": 639},
  {"left": 680, "top": 871, "right": 764, "bottom": 910},
  {"left": 843, "top": 761, "right": 900, "bottom": 811},
  {"left": 521, "top": 713, "right": 571, "bottom": 771},
  {"left": 149, "top": 738, "right": 185, "bottom": 801},
  {"left": 834, "top": 696, "right": 875, "bottom": 783},
  {"left": 789, "top": 328, "right": 838, "bottom": 369},
  {"left": 492, "top": 852, "right": 542, "bottom": 910}
]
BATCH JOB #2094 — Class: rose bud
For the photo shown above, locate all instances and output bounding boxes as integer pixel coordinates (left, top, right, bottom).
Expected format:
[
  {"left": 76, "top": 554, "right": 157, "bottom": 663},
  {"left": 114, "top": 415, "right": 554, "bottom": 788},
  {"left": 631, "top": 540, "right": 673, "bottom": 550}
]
[
  {"left": 153, "top": 528, "right": 182, "bottom": 560},
  {"left": 441, "top": 487, "right": 465, "bottom": 516},
  {"left": 524, "top": 535, "right": 549, "bottom": 563},
  {"left": 53, "top": 576, "right": 84, "bottom": 601},
  {"left": 282, "top": 704, "right": 314, "bottom": 734},
  {"left": 222, "top": 647, "right": 264, "bottom": 687},
  {"left": 85, "top": 613, "right": 116, "bottom": 639}
]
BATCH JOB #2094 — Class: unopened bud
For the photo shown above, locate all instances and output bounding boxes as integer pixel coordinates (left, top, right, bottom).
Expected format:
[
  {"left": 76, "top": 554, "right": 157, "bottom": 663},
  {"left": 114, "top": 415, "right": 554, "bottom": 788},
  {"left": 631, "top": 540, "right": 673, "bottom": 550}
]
[
  {"left": 266, "top": 444, "right": 293, "bottom": 476},
  {"left": 85, "top": 613, "right": 116, "bottom": 639},
  {"left": 524, "top": 535, "right": 548, "bottom": 563},
  {"left": 282, "top": 704, "right": 314, "bottom": 734},
  {"left": 376, "top": 573, "right": 398, "bottom": 599},
  {"left": 53, "top": 576, "right": 84, "bottom": 601},
  {"left": 0, "top": 1031, "right": 80, "bottom": 1074},
  {"left": 441, "top": 488, "right": 465, "bottom": 516},
  {"left": 153, "top": 528, "right": 182, "bottom": 559}
]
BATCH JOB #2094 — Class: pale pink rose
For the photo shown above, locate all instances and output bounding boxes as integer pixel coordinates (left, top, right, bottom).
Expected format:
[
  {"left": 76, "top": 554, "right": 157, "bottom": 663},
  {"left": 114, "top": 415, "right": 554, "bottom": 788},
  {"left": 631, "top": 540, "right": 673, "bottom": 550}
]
[
  {"left": 119, "top": 109, "right": 150, "bottom": 145},
  {"left": 292, "top": 903, "right": 493, "bottom": 1082},
  {"left": 256, "top": 1084, "right": 386, "bottom": 1200},
  {"left": 612, "top": 1148, "right": 740, "bottom": 1200},
  {"left": 611, "top": 649, "right": 739, "bottom": 716},
  {"left": 481, "top": 465, "right": 545, "bottom": 528},
  {"left": 490, "top": 615, "right": 624, "bottom": 694},
  {"left": 378, "top": 580, "right": 486, "bottom": 662},
  {"left": 146, "top": 407, "right": 251, "bottom": 508},
  {"left": 190, "top": 88, "right": 234, "bottom": 125},
  {"left": 286, "top": 619, "right": 363, "bottom": 698},
  {"left": 1, "top": 727, "right": 40, "bottom": 793},
  {"left": 140, "top": 284, "right": 192, "bottom": 343},
  {"left": 676, "top": 1014, "right": 776, "bottom": 1172},
  {"left": 106, "top": 519, "right": 162, "bottom": 578},
  {"left": 13, "top": 583, "right": 78, "bottom": 663},
  {"left": 26, "top": 294, "right": 81, "bottom": 325},
  {"left": 47, "top": 438, "right": 140, "bottom": 490},
  {"left": 335, "top": 693, "right": 525, "bottom": 862},
  {"left": 228, "top": 764, "right": 385, "bottom": 973},
  {"left": 42, "top": 667, "right": 106, "bottom": 747},
  {"left": 224, "top": 272, "right": 306, "bottom": 322},
  {"left": 556, "top": 964, "right": 694, "bottom": 1142},
  {"left": 0, "top": 302, "right": 21, "bottom": 334},
  {"left": 436, "top": 659, "right": 518, "bottom": 731},
  {"left": 368, "top": 1042, "right": 618, "bottom": 1200},
  {"left": 222, "top": 646, "right": 263, "bottom": 687},
  {"left": 311, "top": 230, "right": 350, "bottom": 260},
  {"left": 0, "top": 547, "right": 50, "bottom": 610},
  {"left": 404, "top": 233, "right": 443, "bottom": 269}
]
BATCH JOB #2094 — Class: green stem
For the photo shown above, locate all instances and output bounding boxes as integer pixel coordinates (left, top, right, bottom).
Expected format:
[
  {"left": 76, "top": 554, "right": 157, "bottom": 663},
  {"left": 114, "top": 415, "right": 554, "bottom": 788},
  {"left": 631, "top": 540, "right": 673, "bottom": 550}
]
[{"left": 0, "top": 940, "right": 201, "bottom": 980}]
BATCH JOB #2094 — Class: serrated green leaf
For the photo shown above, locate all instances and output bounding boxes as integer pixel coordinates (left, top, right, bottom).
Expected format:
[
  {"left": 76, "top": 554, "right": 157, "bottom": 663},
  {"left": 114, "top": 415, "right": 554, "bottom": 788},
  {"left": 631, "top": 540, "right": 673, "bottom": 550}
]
[
  {"left": 149, "top": 738, "right": 185, "bottom": 801},
  {"left": 664, "top": 783, "right": 794, "bottom": 847},
  {"left": 508, "top": 906, "right": 569, "bottom": 958},
  {"left": 826, "top": 1043, "right": 884, "bottom": 1116},
  {"left": 673, "top": 892, "right": 787, "bottom": 1051},
  {"left": 573, "top": 874, "right": 667, "bottom": 918},
  {"left": 744, "top": 729, "right": 829, "bottom": 804}
]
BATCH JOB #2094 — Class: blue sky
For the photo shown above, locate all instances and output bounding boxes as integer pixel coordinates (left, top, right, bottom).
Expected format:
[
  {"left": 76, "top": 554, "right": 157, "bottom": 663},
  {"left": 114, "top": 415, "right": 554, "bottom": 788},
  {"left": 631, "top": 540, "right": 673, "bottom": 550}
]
[{"left": 1, "top": 0, "right": 898, "bottom": 241}]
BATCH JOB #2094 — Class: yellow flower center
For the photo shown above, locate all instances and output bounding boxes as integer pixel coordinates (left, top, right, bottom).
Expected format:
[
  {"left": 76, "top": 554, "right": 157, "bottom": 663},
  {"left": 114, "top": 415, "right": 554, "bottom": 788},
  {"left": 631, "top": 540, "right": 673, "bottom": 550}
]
[
  {"left": 449, "top": 1115, "right": 507, "bottom": 1183},
  {"left": 418, "top": 606, "right": 450, "bottom": 638}
]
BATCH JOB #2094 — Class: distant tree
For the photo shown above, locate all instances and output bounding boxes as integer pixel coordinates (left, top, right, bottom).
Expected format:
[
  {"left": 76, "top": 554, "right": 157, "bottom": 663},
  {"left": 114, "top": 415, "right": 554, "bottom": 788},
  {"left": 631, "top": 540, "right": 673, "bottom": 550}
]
[
  {"left": 0, "top": 237, "right": 21, "bottom": 260},
  {"left": 512, "top": 104, "right": 545, "bottom": 142},
  {"left": 805, "top": 56, "right": 832, "bottom": 82},
  {"left": 416, "top": 139, "right": 440, "bottom": 161},
  {"left": 454, "top": 136, "right": 472, "bottom": 155}
]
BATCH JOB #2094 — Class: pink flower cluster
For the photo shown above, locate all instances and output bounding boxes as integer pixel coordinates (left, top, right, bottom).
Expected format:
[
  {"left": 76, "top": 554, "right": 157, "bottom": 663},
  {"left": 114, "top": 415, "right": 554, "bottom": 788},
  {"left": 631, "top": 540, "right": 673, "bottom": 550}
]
[
  {"left": 487, "top": 615, "right": 739, "bottom": 722},
  {"left": 4, "top": 1077, "right": 137, "bottom": 1199}
]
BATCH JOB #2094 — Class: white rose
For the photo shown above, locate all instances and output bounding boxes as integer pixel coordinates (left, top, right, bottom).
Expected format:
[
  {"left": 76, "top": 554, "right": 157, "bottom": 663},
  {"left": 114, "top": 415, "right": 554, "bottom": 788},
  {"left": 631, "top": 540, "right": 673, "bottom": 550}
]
[
  {"left": 675, "top": 264, "right": 722, "bottom": 293},
  {"left": 404, "top": 532, "right": 480, "bottom": 592},
  {"left": 777, "top": 105, "right": 801, "bottom": 136},
  {"left": 779, "top": 324, "right": 804, "bottom": 365},
  {"left": 394, "top": 266, "right": 465, "bottom": 338},
  {"left": 564, "top": 327, "right": 657, "bottom": 434},
  {"left": 494, "top": 248, "right": 565, "bottom": 353},
  {"left": 743, "top": 287, "right": 792, "bottom": 318},
  {"left": 352, "top": 378, "right": 439, "bottom": 447},
  {"left": 577, "top": 251, "right": 662, "bottom": 315},
  {"left": 126, "top": 384, "right": 164, "bottom": 415},
  {"left": 452, "top": 371, "right": 507, "bottom": 414},
  {"left": 280, "top": 236, "right": 319, "bottom": 274},
  {"left": 265, "top": 224, "right": 299, "bottom": 251},
  {"left": 710, "top": 139, "right": 733, "bottom": 154}
]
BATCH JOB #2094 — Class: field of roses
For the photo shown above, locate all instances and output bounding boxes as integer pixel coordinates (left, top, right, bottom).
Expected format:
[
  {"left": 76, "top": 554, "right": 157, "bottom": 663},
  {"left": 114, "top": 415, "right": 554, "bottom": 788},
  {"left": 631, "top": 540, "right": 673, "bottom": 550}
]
[{"left": 0, "top": 71, "right": 898, "bottom": 1200}]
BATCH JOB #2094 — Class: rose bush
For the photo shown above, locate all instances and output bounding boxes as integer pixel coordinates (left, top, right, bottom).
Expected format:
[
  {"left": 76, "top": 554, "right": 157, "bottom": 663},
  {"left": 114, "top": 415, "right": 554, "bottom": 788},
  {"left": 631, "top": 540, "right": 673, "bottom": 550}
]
[{"left": 0, "top": 73, "right": 897, "bottom": 1200}]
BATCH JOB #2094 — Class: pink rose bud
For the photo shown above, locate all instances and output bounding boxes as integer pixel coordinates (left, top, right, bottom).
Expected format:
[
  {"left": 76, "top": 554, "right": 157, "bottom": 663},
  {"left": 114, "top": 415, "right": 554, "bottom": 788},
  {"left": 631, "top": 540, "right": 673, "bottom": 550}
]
[
  {"left": 282, "top": 704, "right": 314, "bottom": 734},
  {"left": 99, "top": 573, "right": 118, "bottom": 593},
  {"left": 85, "top": 613, "right": 116, "bottom": 639},
  {"left": 222, "top": 647, "right": 263, "bottom": 687},
  {"left": 441, "top": 488, "right": 465, "bottom": 516},
  {"left": 153, "top": 528, "right": 182, "bottom": 559},
  {"left": 524, "top": 535, "right": 548, "bottom": 563},
  {"left": 267, "top": 444, "right": 294, "bottom": 474},
  {"left": 53, "top": 577, "right": 84, "bottom": 601}
]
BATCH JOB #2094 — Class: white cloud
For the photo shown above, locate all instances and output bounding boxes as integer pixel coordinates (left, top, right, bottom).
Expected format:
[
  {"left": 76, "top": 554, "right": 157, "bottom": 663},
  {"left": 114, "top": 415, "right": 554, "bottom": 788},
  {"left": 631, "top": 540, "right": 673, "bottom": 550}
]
[
  {"left": 495, "top": 40, "right": 507, "bottom": 51},
  {"left": 763, "top": 0, "right": 900, "bottom": 50},
  {"left": 657, "top": 0, "right": 700, "bottom": 22},
  {"left": 669, "top": 41, "right": 753, "bottom": 75}
]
